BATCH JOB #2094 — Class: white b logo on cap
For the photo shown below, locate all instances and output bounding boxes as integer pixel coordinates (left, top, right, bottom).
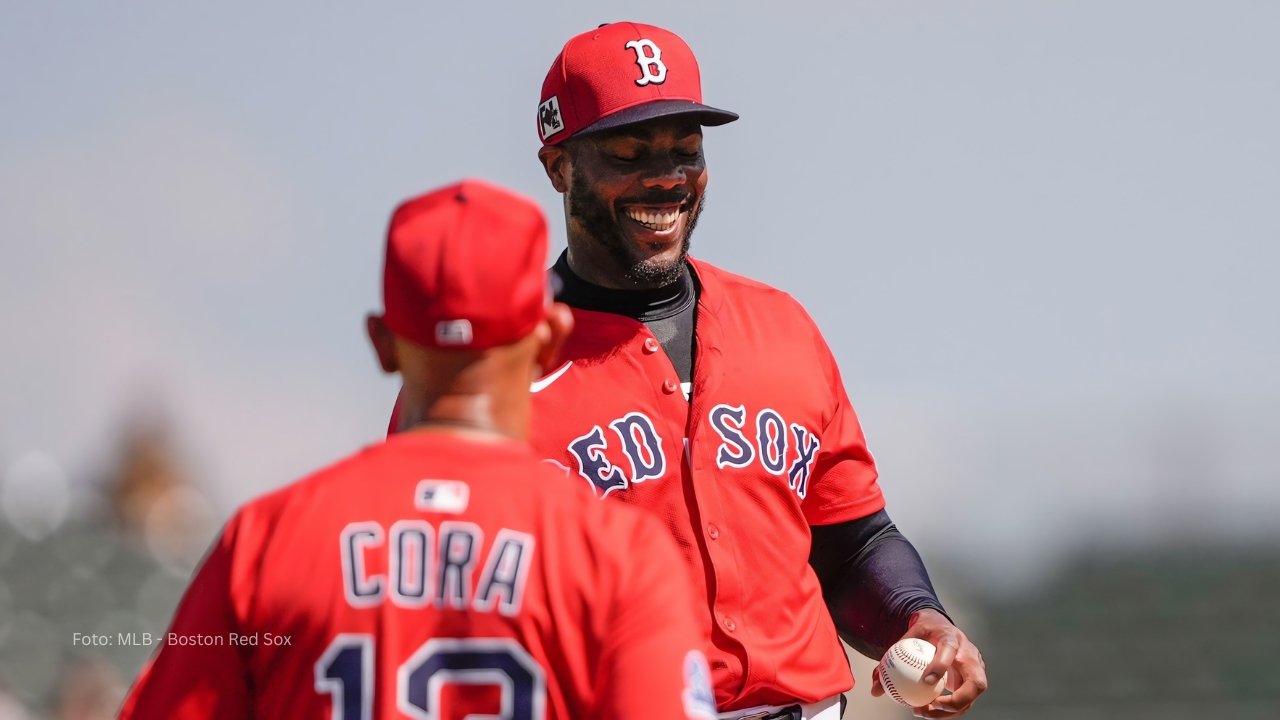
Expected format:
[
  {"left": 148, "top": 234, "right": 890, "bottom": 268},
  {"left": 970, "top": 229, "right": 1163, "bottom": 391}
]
[{"left": 625, "top": 39, "right": 667, "bottom": 86}]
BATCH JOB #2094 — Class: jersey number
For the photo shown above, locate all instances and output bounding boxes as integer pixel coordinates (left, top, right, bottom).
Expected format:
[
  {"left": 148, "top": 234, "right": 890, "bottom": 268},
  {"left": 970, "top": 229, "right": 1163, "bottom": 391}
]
[{"left": 315, "top": 635, "right": 547, "bottom": 719}]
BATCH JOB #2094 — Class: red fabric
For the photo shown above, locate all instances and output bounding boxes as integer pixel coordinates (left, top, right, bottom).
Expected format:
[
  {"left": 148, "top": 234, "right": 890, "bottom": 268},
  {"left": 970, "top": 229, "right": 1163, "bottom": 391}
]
[
  {"left": 121, "top": 432, "right": 712, "bottom": 719},
  {"left": 522, "top": 259, "right": 886, "bottom": 710},
  {"left": 539, "top": 22, "right": 708, "bottom": 144},
  {"left": 382, "top": 179, "right": 548, "bottom": 350}
]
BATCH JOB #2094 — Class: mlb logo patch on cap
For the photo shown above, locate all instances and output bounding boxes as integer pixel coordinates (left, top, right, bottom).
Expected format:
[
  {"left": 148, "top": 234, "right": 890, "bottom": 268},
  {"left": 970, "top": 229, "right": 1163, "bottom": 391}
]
[{"left": 434, "top": 319, "right": 474, "bottom": 346}]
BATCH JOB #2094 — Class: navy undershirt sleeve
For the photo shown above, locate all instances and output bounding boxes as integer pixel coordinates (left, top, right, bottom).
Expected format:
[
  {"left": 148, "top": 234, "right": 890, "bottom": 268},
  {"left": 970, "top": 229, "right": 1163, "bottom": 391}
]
[{"left": 808, "top": 510, "right": 951, "bottom": 660}]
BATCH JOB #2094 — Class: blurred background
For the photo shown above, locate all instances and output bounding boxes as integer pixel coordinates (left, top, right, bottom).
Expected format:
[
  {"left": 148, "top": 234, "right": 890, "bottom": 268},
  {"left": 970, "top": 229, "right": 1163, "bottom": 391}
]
[{"left": 2, "top": 1, "right": 1277, "bottom": 718}]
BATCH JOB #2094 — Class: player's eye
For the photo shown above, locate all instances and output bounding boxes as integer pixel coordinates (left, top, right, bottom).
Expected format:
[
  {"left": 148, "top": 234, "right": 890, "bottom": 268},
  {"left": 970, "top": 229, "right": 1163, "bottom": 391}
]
[{"left": 602, "top": 141, "right": 644, "bottom": 163}]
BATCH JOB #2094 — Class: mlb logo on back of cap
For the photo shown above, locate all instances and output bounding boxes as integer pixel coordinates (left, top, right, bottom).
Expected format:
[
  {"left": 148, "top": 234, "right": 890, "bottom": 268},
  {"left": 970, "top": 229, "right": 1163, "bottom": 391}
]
[{"left": 435, "top": 319, "right": 474, "bottom": 346}]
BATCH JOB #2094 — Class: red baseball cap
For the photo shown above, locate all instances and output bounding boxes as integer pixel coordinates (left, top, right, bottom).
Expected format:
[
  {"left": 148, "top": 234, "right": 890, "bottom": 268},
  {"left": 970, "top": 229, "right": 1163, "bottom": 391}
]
[
  {"left": 381, "top": 179, "right": 549, "bottom": 350},
  {"left": 537, "top": 22, "right": 738, "bottom": 145}
]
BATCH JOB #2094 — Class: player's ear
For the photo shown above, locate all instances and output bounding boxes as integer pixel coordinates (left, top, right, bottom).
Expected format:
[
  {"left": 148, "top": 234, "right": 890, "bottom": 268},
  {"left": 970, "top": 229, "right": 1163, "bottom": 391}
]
[
  {"left": 366, "top": 314, "right": 399, "bottom": 373},
  {"left": 534, "top": 302, "right": 574, "bottom": 376},
  {"left": 537, "top": 145, "right": 571, "bottom": 194}
]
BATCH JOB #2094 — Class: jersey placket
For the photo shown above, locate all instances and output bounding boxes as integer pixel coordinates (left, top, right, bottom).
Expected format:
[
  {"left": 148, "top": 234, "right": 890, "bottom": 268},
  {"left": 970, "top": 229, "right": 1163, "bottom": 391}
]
[{"left": 682, "top": 299, "right": 757, "bottom": 699}]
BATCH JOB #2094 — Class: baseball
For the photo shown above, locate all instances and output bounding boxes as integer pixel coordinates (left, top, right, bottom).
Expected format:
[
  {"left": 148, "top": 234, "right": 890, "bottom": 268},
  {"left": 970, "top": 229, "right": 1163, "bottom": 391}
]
[{"left": 876, "top": 638, "right": 947, "bottom": 708}]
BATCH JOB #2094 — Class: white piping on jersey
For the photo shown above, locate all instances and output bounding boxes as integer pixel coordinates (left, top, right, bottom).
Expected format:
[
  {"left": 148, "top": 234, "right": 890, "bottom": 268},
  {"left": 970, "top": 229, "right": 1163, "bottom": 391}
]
[{"left": 530, "top": 361, "right": 573, "bottom": 393}]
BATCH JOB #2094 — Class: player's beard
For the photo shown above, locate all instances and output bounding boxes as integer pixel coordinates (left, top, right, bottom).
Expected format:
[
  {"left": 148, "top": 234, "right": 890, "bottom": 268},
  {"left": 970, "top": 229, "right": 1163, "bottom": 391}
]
[{"left": 567, "top": 167, "right": 703, "bottom": 288}]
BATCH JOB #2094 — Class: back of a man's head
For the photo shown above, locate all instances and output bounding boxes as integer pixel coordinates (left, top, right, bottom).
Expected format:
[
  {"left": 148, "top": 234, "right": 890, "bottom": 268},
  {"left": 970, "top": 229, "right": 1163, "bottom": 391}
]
[{"left": 368, "top": 179, "right": 571, "bottom": 438}]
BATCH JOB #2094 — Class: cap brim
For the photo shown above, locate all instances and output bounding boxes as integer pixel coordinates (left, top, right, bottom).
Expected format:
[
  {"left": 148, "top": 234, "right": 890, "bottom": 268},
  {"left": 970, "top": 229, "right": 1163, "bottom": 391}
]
[{"left": 576, "top": 99, "right": 739, "bottom": 138}]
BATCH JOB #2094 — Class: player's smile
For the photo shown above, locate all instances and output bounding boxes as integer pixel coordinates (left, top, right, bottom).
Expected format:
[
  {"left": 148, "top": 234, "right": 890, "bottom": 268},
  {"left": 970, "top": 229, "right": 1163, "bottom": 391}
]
[
  {"left": 623, "top": 204, "right": 682, "bottom": 233},
  {"left": 619, "top": 199, "right": 691, "bottom": 247}
]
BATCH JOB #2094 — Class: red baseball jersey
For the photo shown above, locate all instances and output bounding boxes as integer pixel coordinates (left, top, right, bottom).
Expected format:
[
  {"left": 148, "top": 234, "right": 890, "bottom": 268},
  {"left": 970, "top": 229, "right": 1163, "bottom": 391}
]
[
  {"left": 120, "top": 431, "right": 716, "bottom": 720},
  {"left": 528, "top": 258, "right": 886, "bottom": 710}
]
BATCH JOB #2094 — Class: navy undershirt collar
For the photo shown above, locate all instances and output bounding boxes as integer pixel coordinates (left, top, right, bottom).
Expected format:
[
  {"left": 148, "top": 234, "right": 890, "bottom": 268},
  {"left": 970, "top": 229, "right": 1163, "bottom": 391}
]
[{"left": 550, "top": 251, "right": 695, "bottom": 322}]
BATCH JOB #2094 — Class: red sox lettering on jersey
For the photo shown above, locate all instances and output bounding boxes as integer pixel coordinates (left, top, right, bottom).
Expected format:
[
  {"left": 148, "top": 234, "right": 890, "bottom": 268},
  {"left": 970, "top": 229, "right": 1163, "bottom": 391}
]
[
  {"left": 565, "top": 406, "right": 822, "bottom": 501},
  {"left": 529, "top": 259, "right": 886, "bottom": 711}
]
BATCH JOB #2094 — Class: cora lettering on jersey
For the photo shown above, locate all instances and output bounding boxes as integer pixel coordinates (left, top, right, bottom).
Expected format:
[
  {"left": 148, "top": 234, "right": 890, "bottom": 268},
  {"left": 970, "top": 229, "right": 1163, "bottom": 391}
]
[
  {"left": 340, "top": 521, "right": 535, "bottom": 615},
  {"left": 564, "top": 406, "right": 820, "bottom": 500},
  {"left": 707, "top": 404, "right": 821, "bottom": 499}
]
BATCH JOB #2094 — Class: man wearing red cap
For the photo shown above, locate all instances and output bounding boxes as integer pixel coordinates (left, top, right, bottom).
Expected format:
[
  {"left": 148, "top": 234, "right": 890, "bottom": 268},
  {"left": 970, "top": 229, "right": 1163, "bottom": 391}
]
[
  {"left": 530, "top": 22, "right": 989, "bottom": 719},
  {"left": 121, "top": 180, "right": 717, "bottom": 719}
]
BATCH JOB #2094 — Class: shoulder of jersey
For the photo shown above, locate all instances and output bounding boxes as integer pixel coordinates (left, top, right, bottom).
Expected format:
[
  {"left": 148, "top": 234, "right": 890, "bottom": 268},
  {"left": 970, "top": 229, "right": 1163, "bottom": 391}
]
[
  {"left": 219, "top": 440, "right": 591, "bottom": 551},
  {"left": 230, "top": 443, "right": 380, "bottom": 524},
  {"left": 689, "top": 256, "right": 807, "bottom": 308},
  {"left": 689, "top": 255, "right": 819, "bottom": 332},
  {"left": 526, "top": 458, "right": 602, "bottom": 507}
]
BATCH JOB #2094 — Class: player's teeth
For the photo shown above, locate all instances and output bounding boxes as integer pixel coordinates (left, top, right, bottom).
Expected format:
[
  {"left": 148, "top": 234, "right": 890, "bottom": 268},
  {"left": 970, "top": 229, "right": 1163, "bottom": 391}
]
[{"left": 626, "top": 208, "right": 680, "bottom": 230}]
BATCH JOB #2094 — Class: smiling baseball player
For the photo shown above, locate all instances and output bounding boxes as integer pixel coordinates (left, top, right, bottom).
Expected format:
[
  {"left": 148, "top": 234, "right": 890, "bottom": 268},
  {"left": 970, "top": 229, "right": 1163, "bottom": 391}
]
[
  {"left": 121, "top": 180, "right": 716, "bottom": 719},
  {"left": 525, "top": 22, "right": 990, "bottom": 719}
]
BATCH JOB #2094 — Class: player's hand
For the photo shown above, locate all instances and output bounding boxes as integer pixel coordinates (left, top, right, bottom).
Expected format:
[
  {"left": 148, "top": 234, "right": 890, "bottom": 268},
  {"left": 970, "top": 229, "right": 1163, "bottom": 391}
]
[{"left": 869, "top": 609, "right": 987, "bottom": 718}]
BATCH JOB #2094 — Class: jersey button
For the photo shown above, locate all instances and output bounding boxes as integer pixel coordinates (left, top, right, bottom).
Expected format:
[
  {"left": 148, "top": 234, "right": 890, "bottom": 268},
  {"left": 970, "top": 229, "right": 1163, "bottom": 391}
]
[
  {"left": 707, "top": 524, "right": 720, "bottom": 540},
  {"left": 643, "top": 337, "right": 660, "bottom": 354},
  {"left": 723, "top": 616, "right": 737, "bottom": 633},
  {"left": 662, "top": 379, "right": 678, "bottom": 394}
]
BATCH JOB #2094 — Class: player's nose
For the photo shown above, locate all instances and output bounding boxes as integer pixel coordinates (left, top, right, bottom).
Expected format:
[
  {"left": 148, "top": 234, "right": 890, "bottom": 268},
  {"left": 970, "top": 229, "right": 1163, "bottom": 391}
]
[{"left": 640, "top": 158, "right": 687, "bottom": 191}]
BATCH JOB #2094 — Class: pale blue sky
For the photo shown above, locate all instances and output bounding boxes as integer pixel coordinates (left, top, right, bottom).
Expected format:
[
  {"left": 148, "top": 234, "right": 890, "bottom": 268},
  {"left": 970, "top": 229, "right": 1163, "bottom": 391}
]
[{"left": 3, "top": 1, "right": 1277, "bottom": 590}]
